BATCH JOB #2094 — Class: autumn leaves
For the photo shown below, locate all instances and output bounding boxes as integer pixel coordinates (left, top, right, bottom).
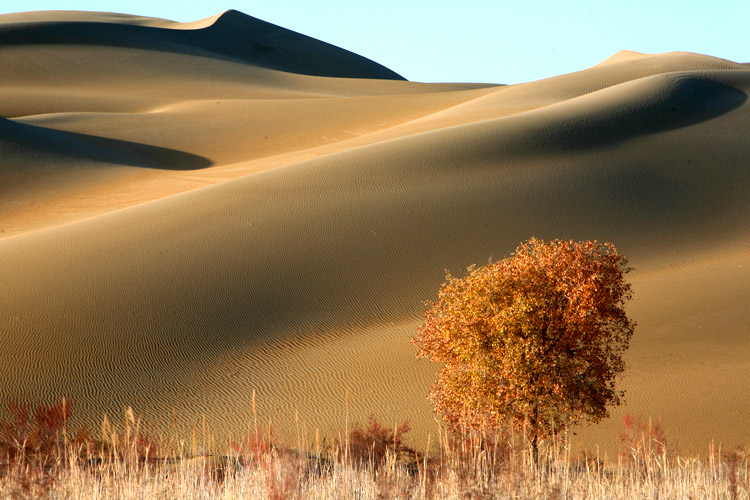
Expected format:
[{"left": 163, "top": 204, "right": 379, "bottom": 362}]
[{"left": 413, "top": 238, "right": 635, "bottom": 460}]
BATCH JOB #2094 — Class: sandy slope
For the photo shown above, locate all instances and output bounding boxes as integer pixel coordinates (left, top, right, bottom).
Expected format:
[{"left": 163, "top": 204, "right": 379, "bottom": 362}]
[{"left": 0, "top": 10, "right": 748, "bottom": 454}]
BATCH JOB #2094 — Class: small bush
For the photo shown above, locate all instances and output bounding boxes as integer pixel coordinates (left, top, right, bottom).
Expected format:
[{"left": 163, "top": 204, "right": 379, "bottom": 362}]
[
  {"left": 228, "top": 425, "right": 279, "bottom": 466},
  {"left": 343, "top": 414, "right": 413, "bottom": 470},
  {"left": 619, "top": 413, "right": 667, "bottom": 476},
  {"left": 0, "top": 399, "right": 71, "bottom": 467}
]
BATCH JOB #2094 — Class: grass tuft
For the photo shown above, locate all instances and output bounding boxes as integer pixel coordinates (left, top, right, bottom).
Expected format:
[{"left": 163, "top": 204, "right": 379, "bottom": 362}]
[{"left": 0, "top": 398, "right": 747, "bottom": 499}]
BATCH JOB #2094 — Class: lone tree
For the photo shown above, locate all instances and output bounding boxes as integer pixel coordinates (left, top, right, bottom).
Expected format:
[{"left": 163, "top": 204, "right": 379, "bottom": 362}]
[{"left": 413, "top": 238, "right": 635, "bottom": 463}]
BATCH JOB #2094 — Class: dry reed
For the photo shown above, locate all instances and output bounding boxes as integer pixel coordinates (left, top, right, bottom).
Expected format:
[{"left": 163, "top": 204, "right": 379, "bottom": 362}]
[{"left": 0, "top": 401, "right": 747, "bottom": 499}]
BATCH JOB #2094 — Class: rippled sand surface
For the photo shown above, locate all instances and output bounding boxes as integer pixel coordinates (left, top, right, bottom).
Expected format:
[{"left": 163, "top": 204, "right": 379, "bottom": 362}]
[{"left": 1, "top": 9, "right": 748, "bottom": 453}]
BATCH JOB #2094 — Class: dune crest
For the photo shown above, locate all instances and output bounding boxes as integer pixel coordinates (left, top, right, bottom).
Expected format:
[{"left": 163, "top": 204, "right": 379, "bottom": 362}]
[
  {"left": 592, "top": 49, "right": 744, "bottom": 71},
  {"left": 0, "top": 11, "right": 748, "bottom": 453},
  {"left": 0, "top": 9, "right": 405, "bottom": 79},
  {"left": 594, "top": 49, "right": 648, "bottom": 66}
]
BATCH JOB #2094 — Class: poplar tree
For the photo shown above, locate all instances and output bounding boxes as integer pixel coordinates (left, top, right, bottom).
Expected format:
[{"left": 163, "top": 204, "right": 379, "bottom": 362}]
[{"left": 413, "top": 238, "right": 635, "bottom": 463}]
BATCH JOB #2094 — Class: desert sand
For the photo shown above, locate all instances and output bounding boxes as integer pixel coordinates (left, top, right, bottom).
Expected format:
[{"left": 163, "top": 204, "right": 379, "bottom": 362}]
[{"left": 0, "top": 9, "right": 748, "bottom": 454}]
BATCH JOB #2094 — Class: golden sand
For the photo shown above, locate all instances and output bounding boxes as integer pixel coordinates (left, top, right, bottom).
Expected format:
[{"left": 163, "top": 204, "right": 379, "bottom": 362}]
[{"left": 0, "top": 10, "right": 748, "bottom": 453}]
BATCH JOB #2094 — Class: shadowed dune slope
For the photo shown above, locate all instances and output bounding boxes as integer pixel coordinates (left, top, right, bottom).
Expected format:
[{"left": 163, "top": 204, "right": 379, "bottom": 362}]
[
  {"left": 0, "top": 117, "right": 211, "bottom": 170},
  {"left": 0, "top": 11, "right": 748, "bottom": 453},
  {"left": 0, "top": 9, "right": 405, "bottom": 80}
]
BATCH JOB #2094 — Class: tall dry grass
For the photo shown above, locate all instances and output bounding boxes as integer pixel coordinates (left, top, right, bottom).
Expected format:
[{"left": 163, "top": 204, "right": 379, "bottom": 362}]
[{"left": 0, "top": 400, "right": 747, "bottom": 499}]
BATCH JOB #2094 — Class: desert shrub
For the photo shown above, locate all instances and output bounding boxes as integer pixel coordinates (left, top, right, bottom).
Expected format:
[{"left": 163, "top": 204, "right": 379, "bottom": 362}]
[
  {"left": 92, "top": 409, "right": 160, "bottom": 467},
  {"left": 228, "top": 425, "right": 280, "bottom": 467},
  {"left": 227, "top": 425, "right": 302, "bottom": 500},
  {"left": 619, "top": 412, "right": 667, "bottom": 476},
  {"left": 0, "top": 399, "right": 71, "bottom": 468},
  {"left": 342, "top": 414, "right": 414, "bottom": 470},
  {"left": 723, "top": 448, "right": 749, "bottom": 500},
  {"left": 619, "top": 413, "right": 667, "bottom": 457}
]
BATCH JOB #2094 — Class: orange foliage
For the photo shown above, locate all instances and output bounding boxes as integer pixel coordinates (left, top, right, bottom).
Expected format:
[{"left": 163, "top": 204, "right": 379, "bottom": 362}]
[{"left": 413, "top": 238, "right": 635, "bottom": 455}]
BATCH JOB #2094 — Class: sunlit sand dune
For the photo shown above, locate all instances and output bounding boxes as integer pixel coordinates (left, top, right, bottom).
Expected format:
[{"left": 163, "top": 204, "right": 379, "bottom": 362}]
[{"left": 0, "top": 10, "right": 747, "bottom": 454}]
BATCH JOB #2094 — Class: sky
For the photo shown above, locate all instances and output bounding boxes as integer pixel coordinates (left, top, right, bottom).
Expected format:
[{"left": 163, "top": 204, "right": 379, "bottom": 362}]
[{"left": 1, "top": 0, "right": 748, "bottom": 84}]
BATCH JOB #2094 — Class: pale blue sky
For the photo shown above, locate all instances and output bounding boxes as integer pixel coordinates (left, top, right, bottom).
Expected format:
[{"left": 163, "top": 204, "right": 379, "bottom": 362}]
[{"left": 2, "top": 0, "right": 748, "bottom": 84}]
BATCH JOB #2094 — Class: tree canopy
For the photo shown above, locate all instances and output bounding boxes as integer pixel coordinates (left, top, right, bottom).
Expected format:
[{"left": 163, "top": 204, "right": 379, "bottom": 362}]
[{"left": 413, "top": 238, "right": 635, "bottom": 456}]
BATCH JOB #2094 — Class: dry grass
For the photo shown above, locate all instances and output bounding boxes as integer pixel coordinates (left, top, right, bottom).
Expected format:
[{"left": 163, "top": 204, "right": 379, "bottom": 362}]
[{"left": 0, "top": 401, "right": 747, "bottom": 499}]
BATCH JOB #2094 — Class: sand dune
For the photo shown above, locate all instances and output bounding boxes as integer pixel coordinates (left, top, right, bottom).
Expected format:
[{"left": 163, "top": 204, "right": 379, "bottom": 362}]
[
  {"left": 0, "top": 9, "right": 404, "bottom": 79},
  {"left": 0, "top": 10, "right": 748, "bottom": 454}
]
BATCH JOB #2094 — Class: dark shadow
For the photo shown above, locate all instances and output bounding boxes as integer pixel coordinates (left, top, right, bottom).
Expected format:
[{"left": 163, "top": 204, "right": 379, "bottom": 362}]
[
  {"left": 552, "top": 77, "right": 748, "bottom": 150},
  {"left": 0, "top": 10, "right": 406, "bottom": 80},
  {"left": 0, "top": 117, "right": 212, "bottom": 170}
]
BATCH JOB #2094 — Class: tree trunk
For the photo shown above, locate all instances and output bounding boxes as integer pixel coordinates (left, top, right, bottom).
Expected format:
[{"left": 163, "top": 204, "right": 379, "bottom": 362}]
[{"left": 530, "top": 403, "right": 539, "bottom": 467}]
